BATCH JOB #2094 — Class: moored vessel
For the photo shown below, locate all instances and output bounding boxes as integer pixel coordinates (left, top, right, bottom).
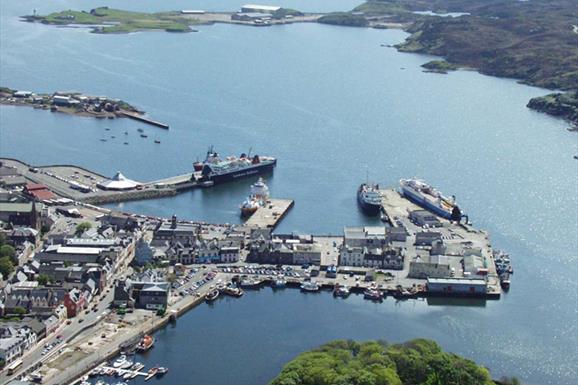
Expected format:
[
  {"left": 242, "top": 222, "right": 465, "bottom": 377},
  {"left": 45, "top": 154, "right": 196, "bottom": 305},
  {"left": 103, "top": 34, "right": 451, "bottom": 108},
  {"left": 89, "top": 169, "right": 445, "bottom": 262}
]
[
  {"left": 196, "top": 146, "right": 276, "bottom": 184},
  {"left": 363, "top": 288, "right": 383, "bottom": 301},
  {"left": 136, "top": 335, "right": 155, "bottom": 352},
  {"left": 357, "top": 183, "right": 382, "bottom": 215},
  {"left": 205, "top": 289, "right": 220, "bottom": 302},
  {"left": 300, "top": 281, "right": 320, "bottom": 292},
  {"left": 333, "top": 284, "right": 350, "bottom": 298},
  {"left": 399, "top": 178, "right": 463, "bottom": 221}
]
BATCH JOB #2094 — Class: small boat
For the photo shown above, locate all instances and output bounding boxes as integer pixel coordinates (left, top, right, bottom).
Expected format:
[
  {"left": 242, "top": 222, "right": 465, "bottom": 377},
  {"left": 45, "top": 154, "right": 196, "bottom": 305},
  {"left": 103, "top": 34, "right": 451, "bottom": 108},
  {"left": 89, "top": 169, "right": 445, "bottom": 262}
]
[
  {"left": 201, "top": 180, "right": 214, "bottom": 188},
  {"left": 123, "top": 142, "right": 129, "bottom": 145},
  {"left": 105, "top": 128, "right": 110, "bottom": 131},
  {"left": 100, "top": 138, "right": 107, "bottom": 142},
  {"left": 272, "top": 275, "right": 286, "bottom": 288},
  {"left": 113, "top": 355, "right": 128, "bottom": 368},
  {"left": 156, "top": 367, "right": 168, "bottom": 376},
  {"left": 500, "top": 273, "right": 511, "bottom": 290},
  {"left": 300, "top": 281, "right": 320, "bottom": 292},
  {"left": 205, "top": 289, "right": 219, "bottom": 302},
  {"left": 140, "top": 134, "right": 148, "bottom": 138},
  {"left": 136, "top": 335, "right": 154, "bottom": 352},
  {"left": 333, "top": 284, "right": 350, "bottom": 298},
  {"left": 239, "top": 278, "right": 261, "bottom": 289},
  {"left": 222, "top": 286, "right": 244, "bottom": 297},
  {"left": 363, "top": 288, "right": 383, "bottom": 301},
  {"left": 137, "top": 128, "right": 144, "bottom": 133},
  {"left": 154, "top": 139, "right": 161, "bottom": 144},
  {"left": 145, "top": 367, "right": 158, "bottom": 381},
  {"left": 124, "top": 131, "right": 128, "bottom": 135}
]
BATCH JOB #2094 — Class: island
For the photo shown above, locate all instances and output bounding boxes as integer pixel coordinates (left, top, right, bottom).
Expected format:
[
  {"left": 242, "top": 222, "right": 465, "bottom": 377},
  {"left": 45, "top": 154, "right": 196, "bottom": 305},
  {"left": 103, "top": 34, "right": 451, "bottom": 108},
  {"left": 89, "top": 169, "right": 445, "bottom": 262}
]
[
  {"left": 22, "top": 6, "right": 314, "bottom": 33},
  {"left": 421, "top": 60, "right": 459, "bottom": 74},
  {"left": 269, "top": 339, "right": 522, "bottom": 385},
  {"left": 527, "top": 91, "right": 578, "bottom": 128},
  {"left": 22, "top": 7, "right": 201, "bottom": 33},
  {"left": 0, "top": 86, "right": 142, "bottom": 120}
]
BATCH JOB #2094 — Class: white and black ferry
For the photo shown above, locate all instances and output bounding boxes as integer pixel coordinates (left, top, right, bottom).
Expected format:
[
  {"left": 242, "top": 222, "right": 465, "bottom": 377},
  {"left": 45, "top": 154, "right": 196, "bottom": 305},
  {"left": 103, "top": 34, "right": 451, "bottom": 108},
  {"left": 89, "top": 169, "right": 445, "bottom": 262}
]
[{"left": 194, "top": 147, "right": 276, "bottom": 184}]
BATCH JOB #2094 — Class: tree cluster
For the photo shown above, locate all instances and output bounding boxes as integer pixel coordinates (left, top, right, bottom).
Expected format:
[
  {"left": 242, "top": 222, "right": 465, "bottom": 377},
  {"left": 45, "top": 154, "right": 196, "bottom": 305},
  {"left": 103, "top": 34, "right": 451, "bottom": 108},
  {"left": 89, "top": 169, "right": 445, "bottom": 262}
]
[{"left": 270, "top": 339, "right": 509, "bottom": 385}]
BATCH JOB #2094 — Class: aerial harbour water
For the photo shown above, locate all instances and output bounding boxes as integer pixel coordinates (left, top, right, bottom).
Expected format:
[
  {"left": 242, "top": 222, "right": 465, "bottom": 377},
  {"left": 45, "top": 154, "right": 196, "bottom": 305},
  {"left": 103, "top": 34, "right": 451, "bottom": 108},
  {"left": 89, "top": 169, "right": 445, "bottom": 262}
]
[{"left": 1, "top": 1, "right": 577, "bottom": 384}]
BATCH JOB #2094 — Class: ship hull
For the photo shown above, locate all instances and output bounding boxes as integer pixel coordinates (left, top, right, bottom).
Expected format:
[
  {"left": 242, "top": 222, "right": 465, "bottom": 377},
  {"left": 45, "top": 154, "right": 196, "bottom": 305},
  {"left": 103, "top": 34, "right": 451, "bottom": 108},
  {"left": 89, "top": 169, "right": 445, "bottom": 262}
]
[
  {"left": 357, "top": 193, "right": 381, "bottom": 215},
  {"left": 400, "top": 186, "right": 452, "bottom": 219},
  {"left": 204, "top": 160, "right": 276, "bottom": 184}
]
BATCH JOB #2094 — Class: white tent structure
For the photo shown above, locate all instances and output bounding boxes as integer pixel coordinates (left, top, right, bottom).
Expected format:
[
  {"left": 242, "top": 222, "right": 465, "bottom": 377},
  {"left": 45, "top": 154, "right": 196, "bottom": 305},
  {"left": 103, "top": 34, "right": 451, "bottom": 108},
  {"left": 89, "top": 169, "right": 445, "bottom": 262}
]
[{"left": 97, "top": 171, "right": 140, "bottom": 191}]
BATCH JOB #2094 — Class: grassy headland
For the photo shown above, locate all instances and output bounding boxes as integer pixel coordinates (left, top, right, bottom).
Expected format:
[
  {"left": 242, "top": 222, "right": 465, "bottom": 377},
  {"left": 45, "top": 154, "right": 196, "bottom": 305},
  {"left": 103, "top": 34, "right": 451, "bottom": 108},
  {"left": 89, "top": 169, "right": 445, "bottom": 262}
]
[
  {"left": 22, "top": 7, "right": 200, "bottom": 33},
  {"left": 269, "top": 339, "right": 522, "bottom": 385}
]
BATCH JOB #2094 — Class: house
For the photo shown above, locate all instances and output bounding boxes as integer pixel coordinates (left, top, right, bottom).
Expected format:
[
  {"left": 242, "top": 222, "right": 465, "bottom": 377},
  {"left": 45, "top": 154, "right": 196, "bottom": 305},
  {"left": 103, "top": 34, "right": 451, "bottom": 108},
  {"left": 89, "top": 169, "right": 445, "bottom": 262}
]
[
  {"left": 247, "top": 235, "right": 322, "bottom": 265},
  {"left": 408, "top": 254, "right": 452, "bottom": 279},
  {"left": 113, "top": 280, "right": 134, "bottom": 308},
  {"left": 0, "top": 325, "right": 37, "bottom": 364},
  {"left": 3, "top": 287, "right": 67, "bottom": 315},
  {"left": 63, "top": 288, "right": 86, "bottom": 317}
]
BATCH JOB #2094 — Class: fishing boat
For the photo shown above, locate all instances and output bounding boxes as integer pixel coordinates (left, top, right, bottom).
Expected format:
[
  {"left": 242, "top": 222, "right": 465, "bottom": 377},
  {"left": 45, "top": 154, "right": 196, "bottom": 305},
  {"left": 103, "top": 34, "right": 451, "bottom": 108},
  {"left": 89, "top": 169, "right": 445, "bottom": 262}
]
[
  {"left": 140, "top": 134, "right": 148, "bottom": 138},
  {"left": 240, "top": 177, "right": 270, "bottom": 217},
  {"left": 363, "top": 288, "right": 383, "bottom": 301},
  {"left": 357, "top": 183, "right": 382, "bottom": 215},
  {"left": 399, "top": 178, "right": 463, "bottom": 221},
  {"left": 205, "top": 289, "right": 219, "bottom": 302},
  {"left": 500, "top": 273, "right": 511, "bottom": 290},
  {"left": 272, "top": 275, "right": 286, "bottom": 288},
  {"left": 239, "top": 277, "right": 261, "bottom": 289},
  {"left": 137, "top": 128, "right": 144, "bottom": 133},
  {"left": 136, "top": 335, "right": 155, "bottom": 352},
  {"left": 300, "top": 281, "right": 320, "bottom": 292},
  {"left": 222, "top": 286, "right": 244, "bottom": 297},
  {"left": 154, "top": 139, "right": 161, "bottom": 144},
  {"left": 333, "top": 284, "right": 350, "bottom": 298}
]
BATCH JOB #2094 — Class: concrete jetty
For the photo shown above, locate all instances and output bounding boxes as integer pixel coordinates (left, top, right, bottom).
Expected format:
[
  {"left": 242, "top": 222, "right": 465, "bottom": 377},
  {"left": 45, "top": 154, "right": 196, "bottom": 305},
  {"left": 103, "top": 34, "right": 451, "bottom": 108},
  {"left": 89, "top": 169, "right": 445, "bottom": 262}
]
[
  {"left": 245, "top": 199, "right": 294, "bottom": 229},
  {"left": 121, "top": 112, "right": 169, "bottom": 129}
]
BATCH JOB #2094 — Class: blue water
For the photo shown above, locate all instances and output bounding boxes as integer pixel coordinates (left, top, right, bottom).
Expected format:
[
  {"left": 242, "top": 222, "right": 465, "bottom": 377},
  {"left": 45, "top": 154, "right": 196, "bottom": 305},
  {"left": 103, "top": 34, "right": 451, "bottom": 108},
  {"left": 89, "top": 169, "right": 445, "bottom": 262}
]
[{"left": 1, "top": 1, "right": 577, "bottom": 384}]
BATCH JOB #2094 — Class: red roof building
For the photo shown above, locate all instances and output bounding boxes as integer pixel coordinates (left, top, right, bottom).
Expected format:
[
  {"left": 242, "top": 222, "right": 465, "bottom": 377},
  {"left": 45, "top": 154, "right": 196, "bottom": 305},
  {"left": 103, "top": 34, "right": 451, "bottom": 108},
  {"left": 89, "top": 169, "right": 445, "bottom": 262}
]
[{"left": 24, "top": 183, "right": 56, "bottom": 201}]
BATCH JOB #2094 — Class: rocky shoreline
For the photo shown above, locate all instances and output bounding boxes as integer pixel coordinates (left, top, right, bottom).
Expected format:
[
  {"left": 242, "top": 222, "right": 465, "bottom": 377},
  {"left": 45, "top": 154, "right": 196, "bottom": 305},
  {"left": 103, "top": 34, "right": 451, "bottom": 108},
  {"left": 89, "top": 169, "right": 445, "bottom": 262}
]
[{"left": 527, "top": 91, "right": 578, "bottom": 129}]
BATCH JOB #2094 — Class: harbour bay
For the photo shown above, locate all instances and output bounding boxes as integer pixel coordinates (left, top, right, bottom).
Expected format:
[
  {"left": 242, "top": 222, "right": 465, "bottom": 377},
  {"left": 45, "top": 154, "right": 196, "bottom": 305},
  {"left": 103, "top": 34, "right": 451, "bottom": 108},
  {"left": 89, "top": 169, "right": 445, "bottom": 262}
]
[{"left": 1, "top": 1, "right": 577, "bottom": 384}]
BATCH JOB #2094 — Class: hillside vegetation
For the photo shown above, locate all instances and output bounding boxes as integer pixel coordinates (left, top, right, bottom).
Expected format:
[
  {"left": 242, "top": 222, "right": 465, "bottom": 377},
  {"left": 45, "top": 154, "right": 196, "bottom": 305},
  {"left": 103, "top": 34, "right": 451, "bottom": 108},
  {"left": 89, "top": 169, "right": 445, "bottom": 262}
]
[
  {"left": 322, "top": 0, "right": 578, "bottom": 91},
  {"left": 269, "top": 339, "right": 521, "bottom": 385}
]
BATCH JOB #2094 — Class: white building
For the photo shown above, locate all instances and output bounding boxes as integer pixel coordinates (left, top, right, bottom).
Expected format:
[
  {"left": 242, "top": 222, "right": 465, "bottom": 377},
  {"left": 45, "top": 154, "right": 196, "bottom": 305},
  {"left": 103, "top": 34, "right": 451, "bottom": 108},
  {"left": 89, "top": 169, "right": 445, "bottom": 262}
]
[{"left": 241, "top": 4, "right": 281, "bottom": 13}]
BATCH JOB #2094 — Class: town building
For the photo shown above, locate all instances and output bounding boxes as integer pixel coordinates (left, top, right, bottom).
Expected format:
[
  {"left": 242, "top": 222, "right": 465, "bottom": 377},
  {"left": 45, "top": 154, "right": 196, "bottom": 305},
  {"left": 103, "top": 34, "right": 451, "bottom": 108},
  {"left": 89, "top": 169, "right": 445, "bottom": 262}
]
[
  {"left": 408, "top": 254, "right": 452, "bottom": 279},
  {"left": 427, "top": 277, "right": 487, "bottom": 296},
  {"left": 240, "top": 4, "right": 281, "bottom": 13},
  {"left": 409, "top": 210, "right": 442, "bottom": 228}
]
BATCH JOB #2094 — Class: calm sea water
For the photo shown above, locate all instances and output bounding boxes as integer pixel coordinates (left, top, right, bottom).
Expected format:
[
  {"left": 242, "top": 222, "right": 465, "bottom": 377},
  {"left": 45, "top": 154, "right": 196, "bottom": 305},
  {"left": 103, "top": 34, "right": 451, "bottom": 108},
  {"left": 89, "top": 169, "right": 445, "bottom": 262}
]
[{"left": 1, "top": 1, "right": 577, "bottom": 384}]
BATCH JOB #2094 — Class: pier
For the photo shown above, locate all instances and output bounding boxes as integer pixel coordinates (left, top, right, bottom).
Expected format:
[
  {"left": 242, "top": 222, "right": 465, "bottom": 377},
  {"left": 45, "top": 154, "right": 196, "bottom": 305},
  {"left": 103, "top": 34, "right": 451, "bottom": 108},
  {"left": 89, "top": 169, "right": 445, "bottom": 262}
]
[
  {"left": 245, "top": 199, "right": 294, "bottom": 229},
  {"left": 379, "top": 188, "right": 421, "bottom": 226},
  {"left": 121, "top": 112, "right": 169, "bottom": 129}
]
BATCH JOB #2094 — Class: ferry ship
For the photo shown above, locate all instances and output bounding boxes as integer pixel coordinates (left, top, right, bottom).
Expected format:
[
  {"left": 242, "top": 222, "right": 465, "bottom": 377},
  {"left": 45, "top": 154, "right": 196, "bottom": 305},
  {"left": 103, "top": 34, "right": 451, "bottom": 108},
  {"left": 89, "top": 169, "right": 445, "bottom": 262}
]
[
  {"left": 399, "top": 178, "right": 462, "bottom": 220},
  {"left": 195, "top": 147, "right": 276, "bottom": 184},
  {"left": 357, "top": 183, "right": 382, "bottom": 215},
  {"left": 240, "top": 177, "right": 270, "bottom": 217}
]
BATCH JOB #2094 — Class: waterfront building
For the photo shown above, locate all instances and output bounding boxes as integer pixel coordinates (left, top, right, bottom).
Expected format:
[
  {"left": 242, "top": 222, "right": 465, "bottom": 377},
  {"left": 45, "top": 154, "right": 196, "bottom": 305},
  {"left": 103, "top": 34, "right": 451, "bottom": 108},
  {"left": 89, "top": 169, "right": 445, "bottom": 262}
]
[
  {"left": 409, "top": 210, "right": 442, "bottom": 228},
  {"left": 232, "top": 12, "right": 273, "bottom": 21},
  {"left": 414, "top": 231, "right": 443, "bottom": 246},
  {"left": 96, "top": 171, "right": 140, "bottom": 191},
  {"left": 427, "top": 277, "right": 487, "bottom": 295},
  {"left": 23, "top": 183, "right": 56, "bottom": 202}
]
